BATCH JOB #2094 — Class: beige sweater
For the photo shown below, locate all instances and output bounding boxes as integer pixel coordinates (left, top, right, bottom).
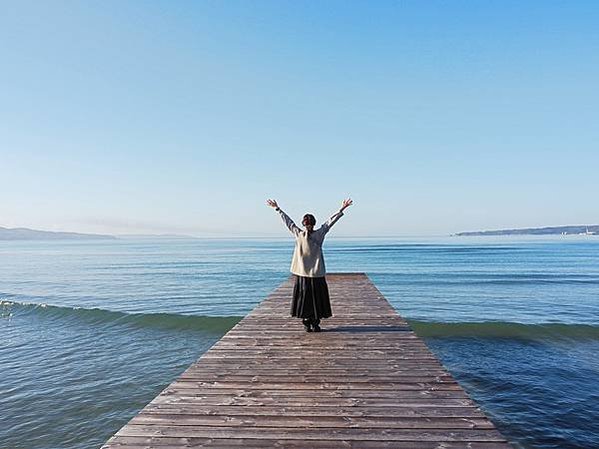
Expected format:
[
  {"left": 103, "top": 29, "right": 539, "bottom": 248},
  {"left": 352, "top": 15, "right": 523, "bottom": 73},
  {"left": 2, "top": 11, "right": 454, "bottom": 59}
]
[{"left": 276, "top": 208, "right": 344, "bottom": 278}]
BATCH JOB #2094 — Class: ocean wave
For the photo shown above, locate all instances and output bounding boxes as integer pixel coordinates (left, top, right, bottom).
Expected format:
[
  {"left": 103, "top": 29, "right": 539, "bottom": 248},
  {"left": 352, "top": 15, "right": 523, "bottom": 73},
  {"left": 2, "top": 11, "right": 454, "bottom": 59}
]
[
  {"left": 0, "top": 300, "right": 241, "bottom": 333},
  {"left": 409, "top": 320, "right": 599, "bottom": 340},
  {"left": 334, "top": 245, "right": 521, "bottom": 253},
  {"left": 3, "top": 299, "right": 598, "bottom": 340},
  {"left": 371, "top": 272, "right": 599, "bottom": 286}
]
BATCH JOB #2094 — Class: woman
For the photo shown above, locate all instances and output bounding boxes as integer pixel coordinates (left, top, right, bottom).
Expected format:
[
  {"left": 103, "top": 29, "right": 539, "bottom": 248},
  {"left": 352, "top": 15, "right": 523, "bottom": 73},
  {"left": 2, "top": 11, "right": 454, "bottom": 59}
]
[{"left": 266, "top": 198, "right": 353, "bottom": 332}]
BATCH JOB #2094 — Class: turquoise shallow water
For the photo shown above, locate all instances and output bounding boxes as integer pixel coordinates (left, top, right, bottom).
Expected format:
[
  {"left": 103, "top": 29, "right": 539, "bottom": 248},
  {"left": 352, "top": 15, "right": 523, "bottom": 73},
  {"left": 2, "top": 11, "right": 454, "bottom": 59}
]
[{"left": 1, "top": 237, "right": 599, "bottom": 448}]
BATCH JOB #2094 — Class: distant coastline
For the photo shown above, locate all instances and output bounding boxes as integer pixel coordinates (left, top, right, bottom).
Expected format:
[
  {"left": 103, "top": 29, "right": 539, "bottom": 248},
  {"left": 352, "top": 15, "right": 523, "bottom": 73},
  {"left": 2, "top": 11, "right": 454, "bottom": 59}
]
[
  {"left": 0, "top": 226, "right": 201, "bottom": 241},
  {"left": 0, "top": 226, "right": 116, "bottom": 240},
  {"left": 3, "top": 224, "right": 598, "bottom": 240},
  {"left": 454, "top": 225, "right": 599, "bottom": 237}
]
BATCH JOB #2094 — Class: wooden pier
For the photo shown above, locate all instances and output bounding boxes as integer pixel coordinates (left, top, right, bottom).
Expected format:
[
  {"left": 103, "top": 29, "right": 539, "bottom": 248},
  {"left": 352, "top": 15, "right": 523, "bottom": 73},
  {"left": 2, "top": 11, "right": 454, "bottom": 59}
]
[{"left": 103, "top": 273, "right": 512, "bottom": 448}]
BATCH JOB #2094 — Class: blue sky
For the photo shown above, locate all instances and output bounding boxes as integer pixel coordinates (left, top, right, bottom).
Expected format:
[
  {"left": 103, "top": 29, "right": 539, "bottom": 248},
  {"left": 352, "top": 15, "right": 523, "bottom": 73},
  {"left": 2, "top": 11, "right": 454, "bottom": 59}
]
[{"left": 1, "top": 1, "right": 598, "bottom": 237}]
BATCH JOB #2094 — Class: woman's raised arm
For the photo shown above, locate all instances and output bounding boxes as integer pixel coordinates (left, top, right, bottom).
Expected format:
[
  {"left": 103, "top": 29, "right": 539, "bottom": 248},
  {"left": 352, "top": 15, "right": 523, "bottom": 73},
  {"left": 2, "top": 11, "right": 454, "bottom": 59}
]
[
  {"left": 322, "top": 198, "right": 353, "bottom": 233},
  {"left": 266, "top": 199, "right": 301, "bottom": 236}
]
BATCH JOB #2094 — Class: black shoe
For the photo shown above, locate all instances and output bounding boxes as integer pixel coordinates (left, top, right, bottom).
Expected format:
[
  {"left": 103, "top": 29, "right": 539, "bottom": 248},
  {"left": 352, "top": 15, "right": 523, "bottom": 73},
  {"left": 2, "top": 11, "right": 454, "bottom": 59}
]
[
  {"left": 311, "top": 318, "right": 321, "bottom": 332},
  {"left": 302, "top": 318, "right": 312, "bottom": 332}
]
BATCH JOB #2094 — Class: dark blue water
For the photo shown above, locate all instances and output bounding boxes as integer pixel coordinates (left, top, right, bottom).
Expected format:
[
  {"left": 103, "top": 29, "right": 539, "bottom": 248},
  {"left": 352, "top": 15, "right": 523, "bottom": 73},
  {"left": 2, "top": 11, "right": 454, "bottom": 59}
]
[{"left": 1, "top": 237, "right": 598, "bottom": 448}]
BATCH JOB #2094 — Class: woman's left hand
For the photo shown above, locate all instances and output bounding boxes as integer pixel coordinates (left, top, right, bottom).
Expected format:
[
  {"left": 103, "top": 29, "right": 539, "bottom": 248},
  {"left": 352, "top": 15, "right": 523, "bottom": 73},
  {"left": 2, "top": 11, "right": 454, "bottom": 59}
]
[{"left": 341, "top": 198, "right": 353, "bottom": 211}]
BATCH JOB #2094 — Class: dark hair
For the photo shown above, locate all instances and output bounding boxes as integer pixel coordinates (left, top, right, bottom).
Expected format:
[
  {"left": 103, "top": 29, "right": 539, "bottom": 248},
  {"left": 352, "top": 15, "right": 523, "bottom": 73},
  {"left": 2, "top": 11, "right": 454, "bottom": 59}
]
[
  {"left": 303, "top": 214, "right": 316, "bottom": 226},
  {"left": 303, "top": 214, "right": 316, "bottom": 238}
]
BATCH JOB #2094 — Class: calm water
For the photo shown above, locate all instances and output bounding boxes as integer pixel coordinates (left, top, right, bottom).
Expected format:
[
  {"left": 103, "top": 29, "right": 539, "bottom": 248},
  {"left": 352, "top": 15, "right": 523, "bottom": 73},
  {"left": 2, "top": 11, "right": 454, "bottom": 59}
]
[{"left": 1, "top": 237, "right": 599, "bottom": 449}]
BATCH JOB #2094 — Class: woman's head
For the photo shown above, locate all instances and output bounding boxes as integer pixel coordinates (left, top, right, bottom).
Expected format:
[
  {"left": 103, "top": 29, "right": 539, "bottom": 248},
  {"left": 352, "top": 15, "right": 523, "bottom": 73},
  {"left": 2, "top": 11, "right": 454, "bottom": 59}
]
[{"left": 302, "top": 213, "right": 316, "bottom": 231}]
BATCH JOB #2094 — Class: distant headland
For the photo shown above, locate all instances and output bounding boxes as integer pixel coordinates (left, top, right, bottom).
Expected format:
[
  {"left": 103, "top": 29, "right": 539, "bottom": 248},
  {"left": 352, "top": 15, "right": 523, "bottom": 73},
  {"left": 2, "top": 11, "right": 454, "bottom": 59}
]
[
  {"left": 0, "top": 226, "right": 200, "bottom": 240},
  {"left": 454, "top": 225, "right": 599, "bottom": 237},
  {"left": 0, "top": 226, "right": 116, "bottom": 240}
]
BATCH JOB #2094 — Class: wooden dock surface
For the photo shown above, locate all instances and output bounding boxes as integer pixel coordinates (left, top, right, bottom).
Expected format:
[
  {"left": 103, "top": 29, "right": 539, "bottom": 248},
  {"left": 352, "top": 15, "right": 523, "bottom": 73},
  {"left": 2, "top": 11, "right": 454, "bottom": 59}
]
[{"left": 103, "top": 273, "right": 512, "bottom": 448}]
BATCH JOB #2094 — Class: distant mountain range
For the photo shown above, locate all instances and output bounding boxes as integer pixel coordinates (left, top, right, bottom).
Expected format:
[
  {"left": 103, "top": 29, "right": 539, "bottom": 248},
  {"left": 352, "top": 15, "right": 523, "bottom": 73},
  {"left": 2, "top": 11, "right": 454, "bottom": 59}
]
[
  {"left": 455, "top": 225, "right": 599, "bottom": 236},
  {"left": 0, "top": 226, "right": 116, "bottom": 240},
  {"left": 3, "top": 224, "right": 597, "bottom": 240}
]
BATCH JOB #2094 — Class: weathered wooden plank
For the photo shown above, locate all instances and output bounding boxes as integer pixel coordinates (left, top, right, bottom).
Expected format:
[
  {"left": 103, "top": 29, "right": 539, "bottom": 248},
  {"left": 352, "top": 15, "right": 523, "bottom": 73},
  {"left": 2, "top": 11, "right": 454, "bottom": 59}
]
[
  {"left": 115, "top": 425, "right": 508, "bottom": 441},
  {"left": 150, "top": 395, "right": 478, "bottom": 407},
  {"left": 160, "top": 388, "right": 470, "bottom": 398},
  {"left": 102, "top": 273, "right": 512, "bottom": 448},
  {"left": 180, "top": 373, "right": 453, "bottom": 379},
  {"left": 142, "top": 404, "right": 488, "bottom": 418},
  {"left": 129, "top": 414, "right": 495, "bottom": 429},
  {"left": 104, "top": 437, "right": 512, "bottom": 449},
  {"left": 164, "top": 382, "right": 462, "bottom": 391}
]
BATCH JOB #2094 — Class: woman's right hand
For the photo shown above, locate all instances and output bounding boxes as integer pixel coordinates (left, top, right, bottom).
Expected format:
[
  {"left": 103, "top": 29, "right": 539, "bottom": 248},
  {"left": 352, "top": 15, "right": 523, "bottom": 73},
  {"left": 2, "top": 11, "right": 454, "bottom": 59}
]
[
  {"left": 340, "top": 198, "right": 353, "bottom": 211},
  {"left": 266, "top": 199, "right": 279, "bottom": 209}
]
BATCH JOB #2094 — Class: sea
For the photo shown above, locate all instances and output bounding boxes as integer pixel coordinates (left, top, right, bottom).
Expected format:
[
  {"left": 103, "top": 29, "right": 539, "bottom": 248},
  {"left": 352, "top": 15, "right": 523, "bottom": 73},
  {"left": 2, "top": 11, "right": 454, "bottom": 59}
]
[{"left": 1, "top": 236, "right": 598, "bottom": 449}]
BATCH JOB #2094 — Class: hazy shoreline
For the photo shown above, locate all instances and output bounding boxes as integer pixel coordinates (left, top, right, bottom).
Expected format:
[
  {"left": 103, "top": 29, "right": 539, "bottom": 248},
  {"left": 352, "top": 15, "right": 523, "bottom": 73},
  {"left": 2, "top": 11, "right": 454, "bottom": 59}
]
[{"left": 455, "top": 224, "right": 599, "bottom": 237}]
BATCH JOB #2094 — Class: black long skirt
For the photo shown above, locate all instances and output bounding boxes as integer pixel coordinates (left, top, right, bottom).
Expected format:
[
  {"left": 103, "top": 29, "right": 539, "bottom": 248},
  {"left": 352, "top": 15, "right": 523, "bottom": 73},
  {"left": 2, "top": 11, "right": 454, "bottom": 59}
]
[{"left": 291, "top": 275, "right": 332, "bottom": 319}]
